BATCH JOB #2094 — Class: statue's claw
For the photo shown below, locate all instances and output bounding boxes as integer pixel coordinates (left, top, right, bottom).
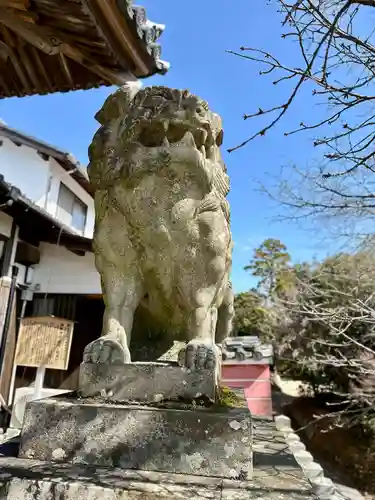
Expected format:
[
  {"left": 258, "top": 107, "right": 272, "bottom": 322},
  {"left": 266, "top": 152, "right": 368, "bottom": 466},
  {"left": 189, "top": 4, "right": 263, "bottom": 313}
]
[
  {"left": 83, "top": 337, "right": 130, "bottom": 364},
  {"left": 178, "top": 340, "right": 220, "bottom": 370}
]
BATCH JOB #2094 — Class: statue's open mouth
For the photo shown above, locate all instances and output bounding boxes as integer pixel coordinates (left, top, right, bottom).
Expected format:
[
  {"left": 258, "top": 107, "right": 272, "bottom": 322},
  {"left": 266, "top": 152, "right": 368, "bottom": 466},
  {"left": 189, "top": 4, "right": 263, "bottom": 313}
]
[{"left": 137, "top": 119, "right": 223, "bottom": 160}]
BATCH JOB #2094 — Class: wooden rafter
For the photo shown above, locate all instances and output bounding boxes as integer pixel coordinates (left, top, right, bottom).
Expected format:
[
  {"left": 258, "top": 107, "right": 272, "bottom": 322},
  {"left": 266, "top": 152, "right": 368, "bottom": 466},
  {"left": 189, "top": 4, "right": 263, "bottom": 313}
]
[
  {"left": 0, "top": 73, "right": 10, "bottom": 94},
  {"left": 5, "top": 7, "right": 38, "bottom": 24},
  {"left": 17, "top": 43, "right": 40, "bottom": 91},
  {"left": 0, "top": 0, "right": 167, "bottom": 99},
  {"left": 58, "top": 53, "right": 74, "bottom": 88},
  {"left": 0, "top": 39, "right": 8, "bottom": 60},
  {"left": 81, "top": 0, "right": 147, "bottom": 73},
  {"left": 0, "top": 0, "right": 30, "bottom": 11},
  {"left": 0, "top": 23, "right": 14, "bottom": 46},
  {"left": 0, "top": 9, "right": 62, "bottom": 55},
  {"left": 30, "top": 45, "right": 53, "bottom": 92},
  {"left": 0, "top": 26, "right": 31, "bottom": 92},
  {"left": 0, "top": 6, "right": 121, "bottom": 86},
  {"left": 62, "top": 44, "right": 129, "bottom": 86}
]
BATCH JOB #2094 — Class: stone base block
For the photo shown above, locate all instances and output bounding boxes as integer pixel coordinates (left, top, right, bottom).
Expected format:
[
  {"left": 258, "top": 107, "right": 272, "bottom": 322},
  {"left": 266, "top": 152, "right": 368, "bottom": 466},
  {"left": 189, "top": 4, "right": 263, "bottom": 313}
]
[
  {"left": 18, "top": 397, "right": 252, "bottom": 480},
  {"left": 79, "top": 361, "right": 218, "bottom": 403}
]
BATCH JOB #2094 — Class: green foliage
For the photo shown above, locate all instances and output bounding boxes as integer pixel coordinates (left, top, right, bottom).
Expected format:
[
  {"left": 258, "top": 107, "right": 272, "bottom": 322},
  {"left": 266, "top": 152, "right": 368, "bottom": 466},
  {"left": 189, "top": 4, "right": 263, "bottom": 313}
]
[
  {"left": 233, "top": 292, "right": 265, "bottom": 335},
  {"left": 245, "top": 238, "right": 291, "bottom": 297},
  {"left": 232, "top": 290, "right": 270, "bottom": 339}
]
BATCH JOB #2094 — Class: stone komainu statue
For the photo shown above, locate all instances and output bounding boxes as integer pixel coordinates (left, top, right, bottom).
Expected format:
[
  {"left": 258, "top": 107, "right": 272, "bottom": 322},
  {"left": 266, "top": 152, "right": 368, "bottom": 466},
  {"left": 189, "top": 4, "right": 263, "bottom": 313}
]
[{"left": 83, "top": 85, "right": 234, "bottom": 370}]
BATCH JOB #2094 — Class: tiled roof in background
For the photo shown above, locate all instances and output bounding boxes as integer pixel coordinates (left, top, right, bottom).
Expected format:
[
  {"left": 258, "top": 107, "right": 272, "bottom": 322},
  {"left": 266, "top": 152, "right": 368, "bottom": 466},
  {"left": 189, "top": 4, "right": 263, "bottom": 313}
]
[
  {"left": 0, "top": 0, "right": 168, "bottom": 99},
  {"left": 117, "top": 1, "right": 169, "bottom": 74}
]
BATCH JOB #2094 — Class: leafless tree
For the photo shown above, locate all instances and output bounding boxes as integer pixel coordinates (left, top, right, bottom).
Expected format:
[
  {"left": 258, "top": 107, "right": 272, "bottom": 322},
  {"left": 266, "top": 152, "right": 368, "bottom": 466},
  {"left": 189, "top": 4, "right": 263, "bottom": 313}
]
[
  {"left": 228, "top": 0, "right": 375, "bottom": 241},
  {"left": 275, "top": 252, "right": 375, "bottom": 427}
]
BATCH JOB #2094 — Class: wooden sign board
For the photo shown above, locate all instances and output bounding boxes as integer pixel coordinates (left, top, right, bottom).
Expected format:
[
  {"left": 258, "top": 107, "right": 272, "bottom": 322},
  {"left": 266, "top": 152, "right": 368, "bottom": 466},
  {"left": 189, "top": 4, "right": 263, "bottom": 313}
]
[{"left": 14, "top": 316, "right": 74, "bottom": 370}]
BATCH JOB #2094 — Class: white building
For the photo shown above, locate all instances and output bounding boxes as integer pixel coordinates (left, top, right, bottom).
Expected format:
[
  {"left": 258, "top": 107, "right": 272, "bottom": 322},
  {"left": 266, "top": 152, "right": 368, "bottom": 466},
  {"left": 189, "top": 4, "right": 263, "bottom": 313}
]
[
  {"left": 0, "top": 123, "right": 103, "bottom": 401},
  {"left": 0, "top": 121, "right": 94, "bottom": 238},
  {"left": 0, "top": 122, "right": 101, "bottom": 295}
]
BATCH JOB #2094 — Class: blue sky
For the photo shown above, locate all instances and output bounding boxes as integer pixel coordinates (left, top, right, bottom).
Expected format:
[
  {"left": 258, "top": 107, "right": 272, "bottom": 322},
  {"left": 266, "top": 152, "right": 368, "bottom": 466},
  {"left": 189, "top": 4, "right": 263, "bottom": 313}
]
[{"left": 0, "top": 0, "right": 335, "bottom": 292}]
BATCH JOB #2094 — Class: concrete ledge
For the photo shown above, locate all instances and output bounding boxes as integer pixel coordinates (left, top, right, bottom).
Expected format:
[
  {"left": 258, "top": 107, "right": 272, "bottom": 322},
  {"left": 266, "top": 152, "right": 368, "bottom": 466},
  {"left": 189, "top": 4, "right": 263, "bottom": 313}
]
[
  {"left": 19, "top": 398, "right": 252, "bottom": 480},
  {"left": 4, "top": 475, "right": 221, "bottom": 500},
  {"left": 79, "top": 362, "right": 218, "bottom": 403},
  {"left": 0, "top": 457, "right": 317, "bottom": 499}
]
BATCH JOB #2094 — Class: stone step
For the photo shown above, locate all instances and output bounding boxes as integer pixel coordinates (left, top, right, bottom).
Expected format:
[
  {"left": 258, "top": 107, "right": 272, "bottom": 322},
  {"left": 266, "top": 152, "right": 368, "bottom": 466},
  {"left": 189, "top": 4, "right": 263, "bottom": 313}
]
[
  {"left": 0, "top": 457, "right": 316, "bottom": 499},
  {"left": 19, "top": 396, "right": 253, "bottom": 480}
]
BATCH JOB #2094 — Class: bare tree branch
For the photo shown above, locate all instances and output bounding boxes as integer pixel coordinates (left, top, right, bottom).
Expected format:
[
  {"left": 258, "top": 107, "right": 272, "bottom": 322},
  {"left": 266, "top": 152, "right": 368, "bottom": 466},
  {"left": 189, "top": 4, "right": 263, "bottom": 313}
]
[
  {"left": 274, "top": 252, "right": 375, "bottom": 424},
  {"left": 229, "top": 0, "right": 375, "bottom": 205}
]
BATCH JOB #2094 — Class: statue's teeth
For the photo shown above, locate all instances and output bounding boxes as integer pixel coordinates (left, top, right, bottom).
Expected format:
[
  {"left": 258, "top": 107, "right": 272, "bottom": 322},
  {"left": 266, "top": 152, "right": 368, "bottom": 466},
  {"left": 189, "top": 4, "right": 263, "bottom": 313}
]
[
  {"left": 207, "top": 146, "right": 215, "bottom": 159},
  {"left": 206, "top": 134, "right": 214, "bottom": 148},
  {"left": 183, "top": 131, "right": 196, "bottom": 148},
  {"left": 201, "top": 129, "right": 208, "bottom": 146},
  {"left": 162, "top": 137, "right": 170, "bottom": 147}
]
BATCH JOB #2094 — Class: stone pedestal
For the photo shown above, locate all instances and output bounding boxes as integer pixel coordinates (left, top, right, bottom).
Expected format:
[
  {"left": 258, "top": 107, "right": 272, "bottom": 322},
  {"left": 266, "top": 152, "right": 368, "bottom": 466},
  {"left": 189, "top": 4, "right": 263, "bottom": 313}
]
[
  {"left": 79, "top": 361, "right": 218, "bottom": 403},
  {"left": 1, "top": 363, "right": 258, "bottom": 498},
  {"left": 19, "top": 396, "right": 252, "bottom": 480},
  {"left": 0, "top": 364, "right": 323, "bottom": 499}
]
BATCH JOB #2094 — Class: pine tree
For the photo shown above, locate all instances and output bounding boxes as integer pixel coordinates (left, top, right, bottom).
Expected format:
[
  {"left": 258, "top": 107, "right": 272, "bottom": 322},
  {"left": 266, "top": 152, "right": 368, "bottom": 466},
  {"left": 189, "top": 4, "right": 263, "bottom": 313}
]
[{"left": 245, "top": 238, "right": 291, "bottom": 297}]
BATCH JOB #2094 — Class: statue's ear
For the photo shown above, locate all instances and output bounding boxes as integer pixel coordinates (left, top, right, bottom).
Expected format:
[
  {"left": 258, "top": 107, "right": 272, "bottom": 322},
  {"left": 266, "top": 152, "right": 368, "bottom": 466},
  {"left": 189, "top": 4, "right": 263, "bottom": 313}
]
[{"left": 95, "top": 81, "right": 142, "bottom": 125}]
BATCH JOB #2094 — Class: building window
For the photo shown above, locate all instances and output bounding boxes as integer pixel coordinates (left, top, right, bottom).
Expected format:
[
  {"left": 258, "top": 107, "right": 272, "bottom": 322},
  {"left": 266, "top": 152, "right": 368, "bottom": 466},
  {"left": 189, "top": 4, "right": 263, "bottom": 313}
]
[{"left": 56, "top": 183, "right": 87, "bottom": 233}]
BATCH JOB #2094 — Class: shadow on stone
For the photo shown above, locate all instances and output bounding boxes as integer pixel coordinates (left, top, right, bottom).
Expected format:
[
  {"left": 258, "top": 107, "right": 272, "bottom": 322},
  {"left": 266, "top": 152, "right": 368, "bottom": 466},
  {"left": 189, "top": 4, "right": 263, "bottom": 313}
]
[{"left": 0, "top": 437, "right": 19, "bottom": 458}]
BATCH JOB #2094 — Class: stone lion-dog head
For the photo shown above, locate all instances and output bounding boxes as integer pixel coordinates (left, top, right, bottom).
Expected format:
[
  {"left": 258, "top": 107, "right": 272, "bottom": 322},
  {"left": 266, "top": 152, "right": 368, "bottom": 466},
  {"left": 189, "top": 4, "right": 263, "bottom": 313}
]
[{"left": 88, "top": 85, "right": 230, "bottom": 221}]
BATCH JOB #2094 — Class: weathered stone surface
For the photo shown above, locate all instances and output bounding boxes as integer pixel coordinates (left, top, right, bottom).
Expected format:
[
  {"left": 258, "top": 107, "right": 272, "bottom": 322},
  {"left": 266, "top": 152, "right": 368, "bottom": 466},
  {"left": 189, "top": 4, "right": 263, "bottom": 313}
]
[
  {"left": 0, "top": 457, "right": 224, "bottom": 489},
  {"left": 5, "top": 477, "right": 220, "bottom": 499},
  {"left": 18, "top": 398, "right": 252, "bottom": 479},
  {"left": 79, "top": 361, "right": 218, "bottom": 402},
  {"left": 10, "top": 387, "right": 71, "bottom": 429},
  {"left": 4, "top": 478, "right": 316, "bottom": 500},
  {"left": 221, "top": 489, "right": 314, "bottom": 499},
  {"left": 157, "top": 341, "right": 186, "bottom": 362},
  {"left": 83, "top": 85, "right": 234, "bottom": 370},
  {"left": 0, "top": 458, "right": 316, "bottom": 499}
]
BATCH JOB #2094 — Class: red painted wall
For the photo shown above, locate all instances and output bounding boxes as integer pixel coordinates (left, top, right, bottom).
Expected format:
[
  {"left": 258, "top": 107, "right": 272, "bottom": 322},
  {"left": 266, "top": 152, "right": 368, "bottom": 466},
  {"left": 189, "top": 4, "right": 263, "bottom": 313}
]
[{"left": 221, "top": 363, "right": 272, "bottom": 417}]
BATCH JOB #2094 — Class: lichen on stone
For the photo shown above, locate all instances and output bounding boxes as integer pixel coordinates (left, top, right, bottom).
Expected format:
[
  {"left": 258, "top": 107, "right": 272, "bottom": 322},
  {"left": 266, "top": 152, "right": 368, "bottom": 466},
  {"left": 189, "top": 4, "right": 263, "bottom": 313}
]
[{"left": 218, "top": 386, "right": 244, "bottom": 408}]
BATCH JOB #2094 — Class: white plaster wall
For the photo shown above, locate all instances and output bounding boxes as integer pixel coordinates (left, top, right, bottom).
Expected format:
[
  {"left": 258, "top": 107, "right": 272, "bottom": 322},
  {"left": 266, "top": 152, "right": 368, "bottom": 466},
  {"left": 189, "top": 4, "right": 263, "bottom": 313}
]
[
  {"left": 32, "top": 243, "right": 101, "bottom": 294},
  {"left": 0, "top": 211, "right": 13, "bottom": 238},
  {"left": 0, "top": 137, "right": 49, "bottom": 207},
  {"left": 0, "top": 137, "right": 94, "bottom": 238}
]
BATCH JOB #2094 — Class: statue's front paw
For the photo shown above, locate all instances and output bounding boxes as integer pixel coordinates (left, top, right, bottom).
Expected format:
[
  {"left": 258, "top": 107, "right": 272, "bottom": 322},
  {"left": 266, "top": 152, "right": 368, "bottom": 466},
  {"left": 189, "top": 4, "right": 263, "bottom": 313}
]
[
  {"left": 83, "top": 337, "right": 130, "bottom": 364},
  {"left": 178, "top": 340, "right": 220, "bottom": 370}
]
